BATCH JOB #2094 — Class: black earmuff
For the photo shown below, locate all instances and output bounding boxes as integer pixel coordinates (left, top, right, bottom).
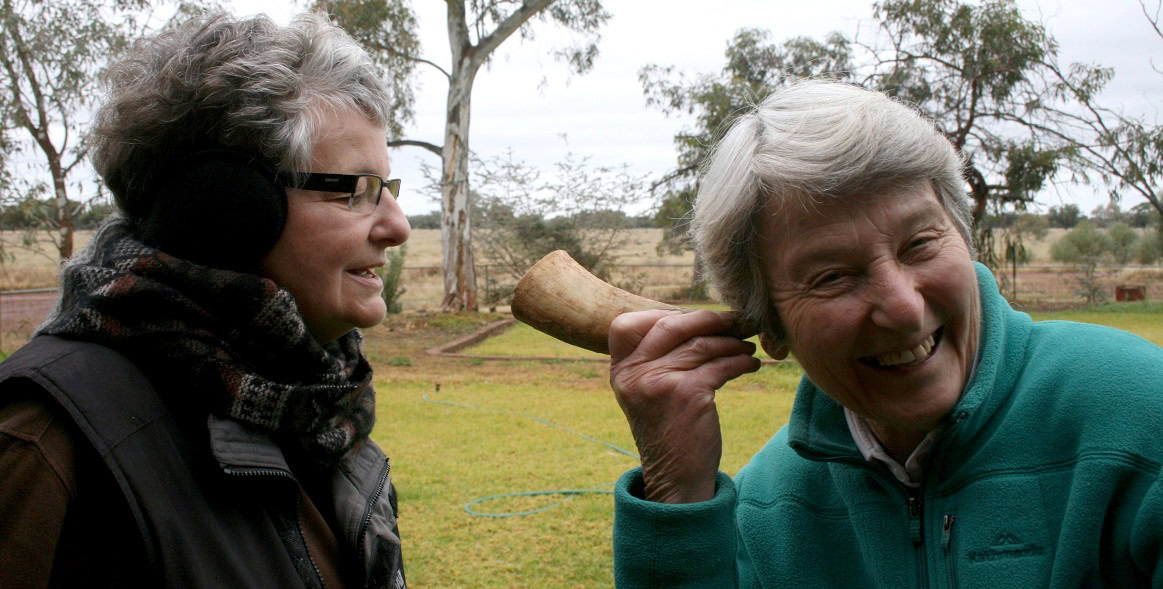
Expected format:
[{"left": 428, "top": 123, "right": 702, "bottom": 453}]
[{"left": 137, "top": 148, "right": 288, "bottom": 273}]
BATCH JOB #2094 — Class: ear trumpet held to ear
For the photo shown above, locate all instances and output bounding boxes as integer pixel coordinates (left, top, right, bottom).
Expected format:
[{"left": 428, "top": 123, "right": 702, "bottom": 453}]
[{"left": 511, "top": 250, "right": 759, "bottom": 355}]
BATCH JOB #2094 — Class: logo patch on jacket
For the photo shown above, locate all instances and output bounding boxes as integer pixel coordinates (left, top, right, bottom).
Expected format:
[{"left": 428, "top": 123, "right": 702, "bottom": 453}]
[{"left": 968, "top": 533, "right": 1045, "bottom": 562}]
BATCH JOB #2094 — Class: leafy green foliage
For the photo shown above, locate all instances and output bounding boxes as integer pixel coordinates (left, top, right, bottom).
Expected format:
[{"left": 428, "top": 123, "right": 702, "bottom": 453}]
[
  {"left": 865, "top": 0, "right": 1089, "bottom": 261},
  {"left": 406, "top": 211, "right": 441, "bottom": 230},
  {"left": 1047, "top": 204, "right": 1083, "bottom": 229},
  {"left": 1089, "top": 202, "right": 1127, "bottom": 228},
  {"left": 641, "top": 28, "right": 851, "bottom": 185},
  {"left": 377, "top": 245, "right": 407, "bottom": 314},
  {"left": 1050, "top": 220, "right": 1111, "bottom": 263},
  {"left": 640, "top": 28, "right": 851, "bottom": 296},
  {"left": 653, "top": 185, "right": 695, "bottom": 257},
  {"left": 1106, "top": 222, "right": 1140, "bottom": 264},
  {"left": 641, "top": 0, "right": 1121, "bottom": 274},
  {"left": 1040, "top": 21, "right": 1163, "bottom": 220},
  {"left": 0, "top": 0, "right": 154, "bottom": 258},
  {"left": 1128, "top": 202, "right": 1159, "bottom": 229},
  {"left": 1137, "top": 221, "right": 1163, "bottom": 265},
  {"left": 311, "top": 0, "right": 420, "bottom": 140}
]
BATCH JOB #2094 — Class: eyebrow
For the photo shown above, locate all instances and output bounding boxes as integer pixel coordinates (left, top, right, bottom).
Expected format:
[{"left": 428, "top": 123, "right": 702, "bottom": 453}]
[{"left": 783, "top": 203, "right": 949, "bottom": 278}]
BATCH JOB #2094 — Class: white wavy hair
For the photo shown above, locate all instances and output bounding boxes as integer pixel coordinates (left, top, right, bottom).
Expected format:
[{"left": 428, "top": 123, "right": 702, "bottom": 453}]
[{"left": 690, "top": 79, "right": 973, "bottom": 344}]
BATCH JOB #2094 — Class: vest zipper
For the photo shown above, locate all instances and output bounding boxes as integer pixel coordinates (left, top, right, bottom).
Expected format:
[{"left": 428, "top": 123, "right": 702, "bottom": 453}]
[
  {"left": 222, "top": 466, "right": 327, "bottom": 587},
  {"left": 942, "top": 514, "right": 957, "bottom": 589},
  {"left": 222, "top": 465, "right": 296, "bottom": 479},
  {"left": 907, "top": 491, "right": 929, "bottom": 589},
  {"left": 295, "top": 493, "right": 328, "bottom": 589},
  {"left": 355, "top": 459, "right": 391, "bottom": 572}
]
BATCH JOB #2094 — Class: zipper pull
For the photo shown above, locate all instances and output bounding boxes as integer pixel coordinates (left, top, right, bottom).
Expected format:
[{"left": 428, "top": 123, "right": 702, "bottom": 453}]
[
  {"left": 908, "top": 495, "right": 922, "bottom": 545},
  {"left": 942, "top": 514, "right": 955, "bottom": 549}
]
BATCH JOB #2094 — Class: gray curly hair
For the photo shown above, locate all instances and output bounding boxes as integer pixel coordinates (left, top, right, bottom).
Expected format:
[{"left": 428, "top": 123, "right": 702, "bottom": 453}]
[
  {"left": 690, "top": 80, "right": 973, "bottom": 345},
  {"left": 90, "top": 11, "right": 392, "bottom": 219}
]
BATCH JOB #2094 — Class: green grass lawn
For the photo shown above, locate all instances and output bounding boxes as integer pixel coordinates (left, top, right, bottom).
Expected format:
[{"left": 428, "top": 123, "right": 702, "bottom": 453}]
[
  {"left": 1027, "top": 301, "right": 1163, "bottom": 346},
  {"left": 372, "top": 303, "right": 1162, "bottom": 587}
]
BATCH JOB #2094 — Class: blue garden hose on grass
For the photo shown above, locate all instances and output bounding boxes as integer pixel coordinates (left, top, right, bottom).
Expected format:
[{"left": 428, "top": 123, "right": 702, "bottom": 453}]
[{"left": 421, "top": 393, "right": 638, "bottom": 518}]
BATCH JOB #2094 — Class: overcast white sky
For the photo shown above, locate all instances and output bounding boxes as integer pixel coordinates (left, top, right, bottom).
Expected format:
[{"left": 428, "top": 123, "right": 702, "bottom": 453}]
[
  {"left": 267, "top": 0, "right": 1159, "bottom": 218},
  {"left": 34, "top": 0, "right": 1163, "bottom": 217}
]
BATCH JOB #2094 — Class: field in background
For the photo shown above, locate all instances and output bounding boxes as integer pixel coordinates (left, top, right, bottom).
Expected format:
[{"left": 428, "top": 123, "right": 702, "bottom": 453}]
[
  {"left": 372, "top": 304, "right": 1163, "bottom": 587},
  {"left": 0, "top": 230, "right": 95, "bottom": 290},
  {"left": 394, "top": 228, "right": 697, "bottom": 311},
  {"left": 394, "top": 227, "right": 1163, "bottom": 312},
  {"left": 5, "top": 228, "right": 1162, "bottom": 308},
  {"left": 3, "top": 227, "right": 1161, "bottom": 351}
]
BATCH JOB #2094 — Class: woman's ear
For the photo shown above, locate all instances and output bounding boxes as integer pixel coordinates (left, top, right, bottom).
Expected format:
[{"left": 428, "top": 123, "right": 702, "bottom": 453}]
[{"left": 758, "top": 333, "right": 789, "bottom": 361}]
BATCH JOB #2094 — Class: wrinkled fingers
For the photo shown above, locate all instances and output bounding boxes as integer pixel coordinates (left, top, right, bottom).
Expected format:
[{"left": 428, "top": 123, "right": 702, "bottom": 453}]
[{"left": 613, "top": 310, "right": 742, "bottom": 364}]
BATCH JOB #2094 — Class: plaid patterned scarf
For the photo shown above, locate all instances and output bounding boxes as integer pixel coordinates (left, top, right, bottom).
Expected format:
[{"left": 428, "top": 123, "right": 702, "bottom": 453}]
[{"left": 38, "top": 217, "right": 375, "bottom": 467}]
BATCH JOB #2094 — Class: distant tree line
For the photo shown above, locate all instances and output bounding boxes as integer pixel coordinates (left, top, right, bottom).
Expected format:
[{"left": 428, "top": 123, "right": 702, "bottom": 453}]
[
  {"left": 983, "top": 202, "right": 1161, "bottom": 231},
  {"left": 406, "top": 209, "right": 655, "bottom": 231},
  {"left": 0, "top": 197, "right": 117, "bottom": 231}
]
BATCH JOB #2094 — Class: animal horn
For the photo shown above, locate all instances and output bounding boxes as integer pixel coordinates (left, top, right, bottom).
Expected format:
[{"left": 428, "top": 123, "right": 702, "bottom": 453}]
[{"left": 510, "top": 250, "right": 756, "bottom": 355}]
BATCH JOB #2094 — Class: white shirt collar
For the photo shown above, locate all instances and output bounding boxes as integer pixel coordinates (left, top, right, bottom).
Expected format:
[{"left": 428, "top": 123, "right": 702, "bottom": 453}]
[{"left": 844, "top": 408, "right": 941, "bottom": 488}]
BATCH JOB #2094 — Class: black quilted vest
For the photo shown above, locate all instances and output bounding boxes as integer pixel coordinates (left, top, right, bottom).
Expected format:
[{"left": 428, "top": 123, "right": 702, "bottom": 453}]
[{"left": 0, "top": 335, "right": 405, "bottom": 588}]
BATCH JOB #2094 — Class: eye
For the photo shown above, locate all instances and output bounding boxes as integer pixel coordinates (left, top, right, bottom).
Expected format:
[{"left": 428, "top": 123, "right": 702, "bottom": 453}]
[
  {"left": 347, "top": 190, "right": 367, "bottom": 209},
  {"left": 810, "top": 270, "right": 849, "bottom": 290}
]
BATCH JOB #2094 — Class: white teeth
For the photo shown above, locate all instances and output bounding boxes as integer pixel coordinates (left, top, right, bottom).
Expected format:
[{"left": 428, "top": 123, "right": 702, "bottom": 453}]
[{"left": 875, "top": 334, "right": 937, "bottom": 367}]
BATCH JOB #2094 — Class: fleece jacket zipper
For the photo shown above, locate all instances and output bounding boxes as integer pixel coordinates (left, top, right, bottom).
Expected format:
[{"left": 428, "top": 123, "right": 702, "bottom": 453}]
[
  {"left": 942, "top": 514, "right": 957, "bottom": 589},
  {"left": 908, "top": 490, "right": 929, "bottom": 589}
]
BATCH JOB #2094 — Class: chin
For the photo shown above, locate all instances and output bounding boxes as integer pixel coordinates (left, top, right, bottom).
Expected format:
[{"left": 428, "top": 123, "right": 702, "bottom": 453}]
[{"left": 349, "top": 309, "right": 388, "bottom": 331}]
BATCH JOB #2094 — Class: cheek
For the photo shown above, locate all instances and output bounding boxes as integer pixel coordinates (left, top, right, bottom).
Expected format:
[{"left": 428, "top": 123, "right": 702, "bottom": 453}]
[
  {"left": 263, "top": 230, "right": 343, "bottom": 298},
  {"left": 920, "top": 257, "right": 977, "bottom": 316},
  {"left": 780, "top": 299, "right": 848, "bottom": 355}
]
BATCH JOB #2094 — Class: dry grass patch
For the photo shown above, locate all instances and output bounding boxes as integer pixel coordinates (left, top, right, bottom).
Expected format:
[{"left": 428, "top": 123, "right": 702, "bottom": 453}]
[{"left": 0, "top": 230, "right": 96, "bottom": 289}]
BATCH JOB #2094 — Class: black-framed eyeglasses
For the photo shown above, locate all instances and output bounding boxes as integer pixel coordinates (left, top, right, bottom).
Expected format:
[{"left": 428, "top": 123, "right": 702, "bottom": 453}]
[{"left": 278, "top": 172, "right": 401, "bottom": 215}]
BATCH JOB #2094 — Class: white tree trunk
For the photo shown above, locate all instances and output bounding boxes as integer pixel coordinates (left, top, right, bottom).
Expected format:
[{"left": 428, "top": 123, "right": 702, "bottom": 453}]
[
  {"left": 437, "top": 0, "right": 557, "bottom": 311},
  {"left": 439, "top": 63, "right": 477, "bottom": 312}
]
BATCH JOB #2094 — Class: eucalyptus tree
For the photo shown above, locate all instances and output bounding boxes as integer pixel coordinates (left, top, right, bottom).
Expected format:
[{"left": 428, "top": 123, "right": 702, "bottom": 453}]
[
  {"left": 863, "top": 0, "right": 1065, "bottom": 235},
  {"left": 1025, "top": 0, "right": 1163, "bottom": 220},
  {"left": 644, "top": 0, "right": 1134, "bottom": 272},
  {"left": 324, "top": 0, "right": 610, "bottom": 312},
  {"left": 640, "top": 28, "right": 852, "bottom": 293},
  {"left": 0, "top": 0, "right": 152, "bottom": 259}
]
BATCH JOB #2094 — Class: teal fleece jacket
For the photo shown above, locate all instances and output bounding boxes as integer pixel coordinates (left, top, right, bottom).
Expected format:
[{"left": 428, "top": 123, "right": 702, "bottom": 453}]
[{"left": 613, "top": 264, "right": 1163, "bottom": 588}]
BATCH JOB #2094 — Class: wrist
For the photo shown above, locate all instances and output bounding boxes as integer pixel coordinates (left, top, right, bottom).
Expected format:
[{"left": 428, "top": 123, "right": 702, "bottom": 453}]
[{"left": 642, "top": 468, "right": 717, "bottom": 504}]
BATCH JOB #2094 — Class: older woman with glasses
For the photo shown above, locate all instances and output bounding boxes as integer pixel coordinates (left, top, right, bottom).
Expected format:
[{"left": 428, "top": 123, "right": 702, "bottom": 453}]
[
  {"left": 0, "top": 12, "right": 409, "bottom": 588},
  {"left": 609, "top": 80, "right": 1163, "bottom": 587}
]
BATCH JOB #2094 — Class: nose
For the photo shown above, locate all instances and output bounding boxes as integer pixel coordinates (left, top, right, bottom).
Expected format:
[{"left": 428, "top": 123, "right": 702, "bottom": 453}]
[
  {"left": 867, "top": 263, "right": 925, "bottom": 334},
  {"left": 369, "top": 190, "right": 410, "bottom": 248}
]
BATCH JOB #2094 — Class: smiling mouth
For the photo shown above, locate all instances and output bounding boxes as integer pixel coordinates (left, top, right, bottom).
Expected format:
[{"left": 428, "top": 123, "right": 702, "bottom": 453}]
[
  {"left": 348, "top": 268, "right": 379, "bottom": 279},
  {"left": 860, "top": 327, "right": 944, "bottom": 369}
]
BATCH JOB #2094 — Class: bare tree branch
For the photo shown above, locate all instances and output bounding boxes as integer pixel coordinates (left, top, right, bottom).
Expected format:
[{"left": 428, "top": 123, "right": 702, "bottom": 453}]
[
  {"left": 472, "top": 0, "right": 552, "bottom": 64},
  {"left": 387, "top": 138, "right": 442, "bottom": 157},
  {"left": 1140, "top": 0, "right": 1163, "bottom": 40}
]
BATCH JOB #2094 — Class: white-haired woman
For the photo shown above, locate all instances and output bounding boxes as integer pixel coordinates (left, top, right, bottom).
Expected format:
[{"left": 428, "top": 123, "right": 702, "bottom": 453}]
[
  {"left": 0, "top": 13, "right": 409, "bottom": 588},
  {"left": 609, "top": 80, "right": 1163, "bottom": 587}
]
